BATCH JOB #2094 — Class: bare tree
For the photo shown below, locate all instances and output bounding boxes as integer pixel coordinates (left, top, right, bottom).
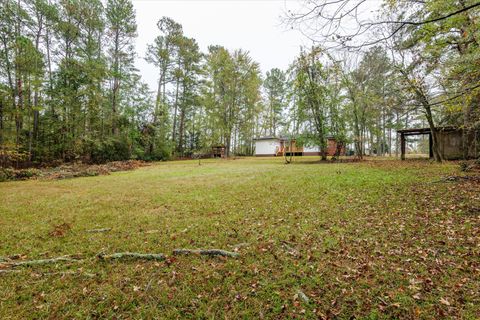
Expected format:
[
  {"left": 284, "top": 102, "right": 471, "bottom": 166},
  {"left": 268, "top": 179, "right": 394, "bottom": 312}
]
[{"left": 285, "top": 0, "right": 480, "bottom": 50}]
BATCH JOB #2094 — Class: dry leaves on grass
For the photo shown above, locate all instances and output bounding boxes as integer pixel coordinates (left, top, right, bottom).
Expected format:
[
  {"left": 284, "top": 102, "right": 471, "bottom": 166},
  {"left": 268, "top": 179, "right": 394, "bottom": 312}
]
[
  {"left": 49, "top": 223, "right": 72, "bottom": 237},
  {"left": 0, "top": 160, "right": 148, "bottom": 182},
  {"left": 43, "top": 160, "right": 148, "bottom": 180}
]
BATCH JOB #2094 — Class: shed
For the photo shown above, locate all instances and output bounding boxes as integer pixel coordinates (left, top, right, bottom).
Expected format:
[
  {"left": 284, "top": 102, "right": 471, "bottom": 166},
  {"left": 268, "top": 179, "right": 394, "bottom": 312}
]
[
  {"left": 211, "top": 145, "right": 226, "bottom": 158},
  {"left": 397, "top": 126, "right": 479, "bottom": 160}
]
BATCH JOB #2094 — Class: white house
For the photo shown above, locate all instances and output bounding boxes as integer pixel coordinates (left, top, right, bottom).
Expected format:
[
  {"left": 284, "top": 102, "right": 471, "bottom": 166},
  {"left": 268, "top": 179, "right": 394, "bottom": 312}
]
[
  {"left": 254, "top": 136, "right": 322, "bottom": 156},
  {"left": 303, "top": 145, "right": 321, "bottom": 155},
  {"left": 254, "top": 136, "right": 343, "bottom": 157},
  {"left": 254, "top": 137, "right": 282, "bottom": 156}
]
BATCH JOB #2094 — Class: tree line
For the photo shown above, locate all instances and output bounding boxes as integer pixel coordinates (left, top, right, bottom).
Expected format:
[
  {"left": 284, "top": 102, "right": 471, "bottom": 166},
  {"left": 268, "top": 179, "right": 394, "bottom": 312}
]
[
  {"left": 1, "top": 0, "right": 478, "bottom": 166},
  {"left": 0, "top": 0, "right": 265, "bottom": 165},
  {"left": 287, "top": 0, "right": 480, "bottom": 162}
]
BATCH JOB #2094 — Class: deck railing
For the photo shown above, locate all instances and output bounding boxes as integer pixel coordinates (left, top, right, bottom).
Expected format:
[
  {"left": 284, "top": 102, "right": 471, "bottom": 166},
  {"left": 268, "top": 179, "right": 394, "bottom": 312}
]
[{"left": 276, "top": 145, "right": 304, "bottom": 156}]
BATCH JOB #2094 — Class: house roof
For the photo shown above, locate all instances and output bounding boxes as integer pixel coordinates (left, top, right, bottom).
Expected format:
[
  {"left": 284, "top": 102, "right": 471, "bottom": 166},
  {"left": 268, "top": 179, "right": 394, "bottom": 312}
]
[
  {"left": 253, "top": 136, "right": 281, "bottom": 141},
  {"left": 254, "top": 135, "right": 338, "bottom": 141},
  {"left": 397, "top": 126, "right": 458, "bottom": 135}
]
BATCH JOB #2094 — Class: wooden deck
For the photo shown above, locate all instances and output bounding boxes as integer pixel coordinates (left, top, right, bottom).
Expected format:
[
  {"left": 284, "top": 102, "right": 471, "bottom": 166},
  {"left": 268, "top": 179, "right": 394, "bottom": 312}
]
[{"left": 276, "top": 145, "right": 304, "bottom": 156}]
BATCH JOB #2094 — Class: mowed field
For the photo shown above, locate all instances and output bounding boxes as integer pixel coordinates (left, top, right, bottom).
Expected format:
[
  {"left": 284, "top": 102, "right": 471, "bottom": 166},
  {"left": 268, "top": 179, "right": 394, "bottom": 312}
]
[{"left": 0, "top": 157, "right": 479, "bottom": 319}]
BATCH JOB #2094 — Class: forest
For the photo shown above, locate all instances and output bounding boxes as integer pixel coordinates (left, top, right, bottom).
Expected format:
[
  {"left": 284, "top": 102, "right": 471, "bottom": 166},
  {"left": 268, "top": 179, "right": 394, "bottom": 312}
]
[{"left": 0, "top": 0, "right": 479, "bottom": 166}]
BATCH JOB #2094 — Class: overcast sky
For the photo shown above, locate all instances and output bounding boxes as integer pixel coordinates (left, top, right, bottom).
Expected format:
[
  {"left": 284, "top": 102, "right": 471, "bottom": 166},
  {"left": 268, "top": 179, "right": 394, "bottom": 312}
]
[{"left": 132, "top": 0, "right": 309, "bottom": 91}]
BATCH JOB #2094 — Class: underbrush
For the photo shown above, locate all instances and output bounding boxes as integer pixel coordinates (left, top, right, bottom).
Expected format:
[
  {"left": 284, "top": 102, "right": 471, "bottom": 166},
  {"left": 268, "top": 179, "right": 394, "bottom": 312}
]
[
  {"left": 0, "top": 160, "right": 147, "bottom": 182},
  {"left": 460, "top": 159, "right": 480, "bottom": 172}
]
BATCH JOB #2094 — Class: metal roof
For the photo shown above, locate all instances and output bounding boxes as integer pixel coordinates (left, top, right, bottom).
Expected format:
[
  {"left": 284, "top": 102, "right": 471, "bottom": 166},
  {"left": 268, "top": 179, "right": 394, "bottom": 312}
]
[
  {"left": 253, "top": 136, "right": 281, "bottom": 141},
  {"left": 397, "top": 126, "right": 458, "bottom": 134},
  {"left": 254, "top": 135, "right": 338, "bottom": 141}
]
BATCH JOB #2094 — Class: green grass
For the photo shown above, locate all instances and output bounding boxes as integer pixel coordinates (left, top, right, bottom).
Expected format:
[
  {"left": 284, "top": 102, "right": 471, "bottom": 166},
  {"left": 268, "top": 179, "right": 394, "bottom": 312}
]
[{"left": 0, "top": 157, "right": 479, "bottom": 319}]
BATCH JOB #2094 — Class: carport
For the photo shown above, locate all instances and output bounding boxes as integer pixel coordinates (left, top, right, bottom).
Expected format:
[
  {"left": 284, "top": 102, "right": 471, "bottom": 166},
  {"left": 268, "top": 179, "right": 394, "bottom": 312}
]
[{"left": 397, "top": 127, "right": 434, "bottom": 160}]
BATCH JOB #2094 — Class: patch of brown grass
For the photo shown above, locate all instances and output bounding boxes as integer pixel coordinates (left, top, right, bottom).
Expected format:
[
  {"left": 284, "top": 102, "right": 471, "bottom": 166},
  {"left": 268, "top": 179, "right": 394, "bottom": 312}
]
[{"left": 48, "top": 223, "right": 72, "bottom": 238}]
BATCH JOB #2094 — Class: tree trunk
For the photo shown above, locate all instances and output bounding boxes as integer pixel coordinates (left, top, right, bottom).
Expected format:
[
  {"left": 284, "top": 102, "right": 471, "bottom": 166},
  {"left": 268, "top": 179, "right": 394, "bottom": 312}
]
[
  {"left": 0, "top": 98, "right": 3, "bottom": 145},
  {"left": 424, "top": 104, "right": 442, "bottom": 162},
  {"left": 172, "top": 79, "right": 180, "bottom": 148},
  {"left": 154, "top": 70, "right": 163, "bottom": 123},
  {"left": 178, "top": 109, "right": 185, "bottom": 156},
  {"left": 112, "top": 29, "right": 120, "bottom": 135},
  {"left": 31, "top": 17, "right": 43, "bottom": 161}
]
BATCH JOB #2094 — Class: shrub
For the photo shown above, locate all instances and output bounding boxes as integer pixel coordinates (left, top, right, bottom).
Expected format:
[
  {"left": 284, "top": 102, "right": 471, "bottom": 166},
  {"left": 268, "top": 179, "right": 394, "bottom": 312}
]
[
  {"left": 460, "top": 161, "right": 469, "bottom": 172},
  {"left": 0, "top": 168, "right": 41, "bottom": 181},
  {"left": 15, "top": 168, "right": 41, "bottom": 179},
  {"left": 0, "top": 168, "right": 15, "bottom": 182},
  {"left": 84, "top": 137, "right": 132, "bottom": 163},
  {"left": 0, "top": 144, "right": 29, "bottom": 167}
]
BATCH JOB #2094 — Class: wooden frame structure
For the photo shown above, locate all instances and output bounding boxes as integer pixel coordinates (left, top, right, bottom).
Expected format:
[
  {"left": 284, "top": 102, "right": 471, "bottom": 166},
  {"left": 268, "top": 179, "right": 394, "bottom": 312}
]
[
  {"left": 211, "top": 145, "right": 226, "bottom": 158},
  {"left": 397, "top": 126, "right": 466, "bottom": 160},
  {"left": 397, "top": 128, "right": 433, "bottom": 160}
]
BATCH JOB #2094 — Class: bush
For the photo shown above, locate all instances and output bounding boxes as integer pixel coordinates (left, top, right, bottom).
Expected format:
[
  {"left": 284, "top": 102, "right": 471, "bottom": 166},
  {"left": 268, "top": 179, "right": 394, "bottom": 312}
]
[
  {"left": 84, "top": 137, "right": 132, "bottom": 163},
  {"left": 15, "top": 168, "right": 41, "bottom": 179},
  {"left": 0, "top": 144, "right": 29, "bottom": 167},
  {"left": 460, "top": 161, "right": 469, "bottom": 172},
  {"left": 0, "top": 168, "right": 41, "bottom": 181},
  {"left": 460, "top": 160, "right": 480, "bottom": 172},
  {"left": 0, "top": 168, "right": 15, "bottom": 182}
]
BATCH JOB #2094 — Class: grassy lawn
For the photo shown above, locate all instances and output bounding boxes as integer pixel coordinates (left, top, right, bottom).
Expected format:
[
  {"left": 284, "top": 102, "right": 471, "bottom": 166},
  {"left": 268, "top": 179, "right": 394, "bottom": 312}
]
[{"left": 0, "top": 157, "right": 479, "bottom": 319}]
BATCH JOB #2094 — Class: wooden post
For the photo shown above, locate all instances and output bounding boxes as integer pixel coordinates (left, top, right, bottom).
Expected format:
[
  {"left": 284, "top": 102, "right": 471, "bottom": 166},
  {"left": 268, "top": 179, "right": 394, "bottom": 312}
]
[{"left": 400, "top": 133, "right": 406, "bottom": 160}]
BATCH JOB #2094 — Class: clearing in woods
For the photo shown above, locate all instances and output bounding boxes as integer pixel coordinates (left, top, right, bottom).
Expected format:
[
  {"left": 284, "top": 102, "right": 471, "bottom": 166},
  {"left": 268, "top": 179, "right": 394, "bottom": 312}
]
[{"left": 0, "top": 157, "right": 479, "bottom": 319}]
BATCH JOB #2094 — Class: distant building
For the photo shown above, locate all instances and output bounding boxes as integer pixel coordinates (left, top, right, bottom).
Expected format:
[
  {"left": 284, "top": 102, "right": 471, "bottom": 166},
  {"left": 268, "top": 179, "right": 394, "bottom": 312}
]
[
  {"left": 211, "top": 145, "right": 226, "bottom": 158},
  {"left": 397, "top": 126, "right": 479, "bottom": 160},
  {"left": 253, "top": 136, "right": 345, "bottom": 157}
]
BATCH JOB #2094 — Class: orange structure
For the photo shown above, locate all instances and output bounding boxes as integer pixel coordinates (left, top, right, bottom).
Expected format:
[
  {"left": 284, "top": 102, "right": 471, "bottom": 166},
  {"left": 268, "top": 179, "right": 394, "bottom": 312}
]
[{"left": 260, "top": 137, "right": 345, "bottom": 157}]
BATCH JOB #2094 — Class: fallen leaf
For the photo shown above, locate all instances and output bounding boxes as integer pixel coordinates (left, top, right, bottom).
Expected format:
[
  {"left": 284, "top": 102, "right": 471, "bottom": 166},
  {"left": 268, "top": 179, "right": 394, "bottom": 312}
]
[{"left": 439, "top": 297, "right": 450, "bottom": 306}]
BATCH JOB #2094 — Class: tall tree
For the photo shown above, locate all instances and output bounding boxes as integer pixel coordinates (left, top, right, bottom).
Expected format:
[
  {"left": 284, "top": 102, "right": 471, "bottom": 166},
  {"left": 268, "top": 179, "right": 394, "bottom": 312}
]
[
  {"left": 145, "top": 16, "right": 183, "bottom": 158},
  {"left": 174, "top": 36, "right": 202, "bottom": 156},
  {"left": 293, "top": 47, "right": 329, "bottom": 160},
  {"left": 264, "top": 68, "right": 286, "bottom": 136},
  {"left": 106, "top": 0, "right": 137, "bottom": 135}
]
